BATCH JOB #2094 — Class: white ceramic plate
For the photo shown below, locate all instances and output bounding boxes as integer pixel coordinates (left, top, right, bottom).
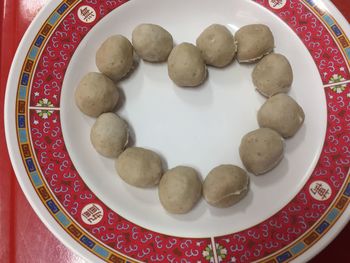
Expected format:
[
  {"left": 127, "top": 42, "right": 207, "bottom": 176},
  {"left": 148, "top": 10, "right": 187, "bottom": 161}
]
[{"left": 5, "top": 0, "right": 350, "bottom": 262}]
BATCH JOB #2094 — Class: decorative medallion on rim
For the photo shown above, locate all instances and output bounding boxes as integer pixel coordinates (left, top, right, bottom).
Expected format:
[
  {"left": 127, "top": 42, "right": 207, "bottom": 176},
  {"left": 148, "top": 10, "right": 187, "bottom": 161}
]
[
  {"left": 81, "top": 203, "right": 104, "bottom": 225},
  {"left": 268, "top": 0, "right": 287, "bottom": 9},
  {"left": 77, "top": 5, "right": 96, "bottom": 23},
  {"left": 309, "top": 181, "right": 332, "bottom": 201}
]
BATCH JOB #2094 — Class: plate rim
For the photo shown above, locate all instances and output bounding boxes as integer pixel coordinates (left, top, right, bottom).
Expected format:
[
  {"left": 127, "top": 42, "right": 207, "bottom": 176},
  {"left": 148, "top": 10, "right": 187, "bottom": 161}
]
[
  {"left": 4, "top": 0, "right": 350, "bottom": 262},
  {"left": 5, "top": 1, "right": 104, "bottom": 262},
  {"left": 294, "top": 1, "right": 350, "bottom": 261}
]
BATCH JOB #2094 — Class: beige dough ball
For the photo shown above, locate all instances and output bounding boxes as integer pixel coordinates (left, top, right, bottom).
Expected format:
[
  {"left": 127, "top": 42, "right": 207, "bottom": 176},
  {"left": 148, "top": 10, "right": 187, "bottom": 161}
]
[
  {"left": 235, "top": 24, "right": 274, "bottom": 63},
  {"left": 75, "top": 72, "right": 119, "bottom": 117},
  {"left": 239, "top": 128, "right": 284, "bottom": 175},
  {"left": 96, "top": 35, "right": 133, "bottom": 81},
  {"left": 132, "top": 24, "right": 173, "bottom": 62},
  {"left": 252, "top": 53, "right": 293, "bottom": 97},
  {"left": 196, "top": 24, "right": 237, "bottom": 67},
  {"left": 115, "top": 147, "right": 163, "bottom": 188},
  {"left": 203, "top": 165, "right": 249, "bottom": 208},
  {"left": 158, "top": 166, "right": 202, "bottom": 214},
  {"left": 168, "top": 43, "right": 207, "bottom": 87},
  {"left": 90, "top": 113, "right": 128, "bottom": 158},
  {"left": 258, "top": 94, "right": 305, "bottom": 138}
]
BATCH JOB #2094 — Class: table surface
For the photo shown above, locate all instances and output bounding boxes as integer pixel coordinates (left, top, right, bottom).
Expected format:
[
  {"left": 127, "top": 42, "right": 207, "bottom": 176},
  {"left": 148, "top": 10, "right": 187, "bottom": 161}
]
[{"left": 1, "top": 1, "right": 350, "bottom": 262}]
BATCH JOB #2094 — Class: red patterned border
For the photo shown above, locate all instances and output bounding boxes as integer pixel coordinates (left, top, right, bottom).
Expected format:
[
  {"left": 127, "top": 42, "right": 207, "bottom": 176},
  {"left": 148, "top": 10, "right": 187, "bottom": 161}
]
[{"left": 13, "top": 0, "right": 350, "bottom": 262}]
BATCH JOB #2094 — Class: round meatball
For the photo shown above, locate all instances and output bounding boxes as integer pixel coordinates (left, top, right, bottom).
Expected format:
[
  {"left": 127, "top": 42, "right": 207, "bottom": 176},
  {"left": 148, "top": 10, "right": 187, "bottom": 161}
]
[
  {"left": 239, "top": 128, "right": 284, "bottom": 175},
  {"left": 168, "top": 43, "right": 207, "bottom": 87},
  {"left": 203, "top": 165, "right": 249, "bottom": 208},
  {"left": 115, "top": 147, "right": 163, "bottom": 188},
  {"left": 96, "top": 35, "right": 133, "bottom": 81},
  {"left": 235, "top": 24, "right": 274, "bottom": 63},
  {"left": 158, "top": 166, "right": 202, "bottom": 214},
  {"left": 252, "top": 53, "right": 293, "bottom": 97},
  {"left": 258, "top": 94, "right": 305, "bottom": 138},
  {"left": 196, "top": 24, "right": 237, "bottom": 67},
  {"left": 75, "top": 72, "right": 119, "bottom": 117},
  {"left": 90, "top": 113, "right": 128, "bottom": 158},
  {"left": 132, "top": 24, "right": 173, "bottom": 62}
]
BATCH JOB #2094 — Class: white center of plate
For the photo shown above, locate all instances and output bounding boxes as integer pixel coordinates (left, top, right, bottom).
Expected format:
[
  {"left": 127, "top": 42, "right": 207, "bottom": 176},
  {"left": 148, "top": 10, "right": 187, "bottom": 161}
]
[{"left": 61, "top": 0, "right": 327, "bottom": 238}]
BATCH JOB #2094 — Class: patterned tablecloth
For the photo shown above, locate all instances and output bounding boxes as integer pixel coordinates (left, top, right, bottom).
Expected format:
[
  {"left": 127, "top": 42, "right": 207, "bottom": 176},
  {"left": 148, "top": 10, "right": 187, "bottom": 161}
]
[{"left": 0, "top": 0, "right": 349, "bottom": 262}]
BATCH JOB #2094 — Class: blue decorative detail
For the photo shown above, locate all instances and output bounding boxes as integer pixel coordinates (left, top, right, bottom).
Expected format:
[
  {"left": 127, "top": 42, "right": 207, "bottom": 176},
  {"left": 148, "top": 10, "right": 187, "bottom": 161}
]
[
  {"left": 316, "top": 221, "right": 330, "bottom": 234},
  {"left": 80, "top": 236, "right": 95, "bottom": 249},
  {"left": 305, "top": 0, "right": 315, "bottom": 6},
  {"left": 343, "top": 183, "right": 350, "bottom": 197},
  {"left": 290, "top": 242, "right": 306, "bottom": 255},
  {"left": 29, "top": 46, "right": 39, "bottom": 60},
  {"left": 18, "top": 115, "right": 25, "bottom": 128},
  {"left": 47, "top": 200, "right": 59, "bottom": 214},
  {"left": 57, "top": 3, "right": 68, "bottom": 14},
  {"left": 25, "top": 158, "right": 36, "bottom": 172},
  {"left": 19, "top": 130, "right": 27, "bottom": 143},
  {"left": 19, "top": 86, "right": 27, "bottom": 100},
  {"left": 49, "top": 13, "right": 60, "bottom": 25},
  {"left": 345, "top": 48, "right": 350, "bottom": 62},
  {"left": 56, "top": 211, "right": 70, "bottom": 227},
  {"left": 276, "top": 251, "right": 292, "bottom": 263},
  {"left": 326, "top": 208, "right": 339, "bottom": 223},
  {"left": 21, "top": 73, "right": 29, "bottom": 86},
  {"left": 93, "top": 245, "right": 109, "bottom": 258},
  {"left": 323, "top": 15, "right": 334, "bottom": 27},
  {"left": 31, "top": 172, "right": 43, "bottom": 187},
  {"left": 35, "top": 35, "right": 45, "bottom": 47},
  {"left": 331, "top": 25, "right": 342, "bottom": 37}
]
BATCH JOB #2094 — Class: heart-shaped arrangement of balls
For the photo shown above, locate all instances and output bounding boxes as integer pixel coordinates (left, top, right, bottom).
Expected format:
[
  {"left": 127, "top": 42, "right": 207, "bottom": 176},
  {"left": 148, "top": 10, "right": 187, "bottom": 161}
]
[{"left": 75, "top": 23, "right": 305, "bottom": 214}]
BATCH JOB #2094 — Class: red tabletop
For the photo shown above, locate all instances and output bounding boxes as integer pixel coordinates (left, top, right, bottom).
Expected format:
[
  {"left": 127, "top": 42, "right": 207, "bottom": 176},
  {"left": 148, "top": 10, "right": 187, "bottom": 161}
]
[{"left": 1, "top": 1, "right": 349, "bottom": 262}]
